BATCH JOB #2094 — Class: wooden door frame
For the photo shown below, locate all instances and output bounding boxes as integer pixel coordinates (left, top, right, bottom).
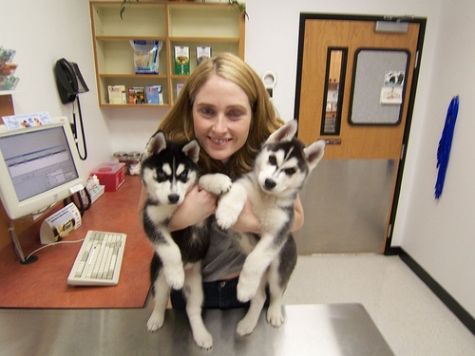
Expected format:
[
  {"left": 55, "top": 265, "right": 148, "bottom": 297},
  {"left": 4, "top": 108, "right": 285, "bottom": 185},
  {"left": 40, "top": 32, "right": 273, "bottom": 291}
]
[{"left": 293, "top": 13, "right": 427, "bottom": 254}]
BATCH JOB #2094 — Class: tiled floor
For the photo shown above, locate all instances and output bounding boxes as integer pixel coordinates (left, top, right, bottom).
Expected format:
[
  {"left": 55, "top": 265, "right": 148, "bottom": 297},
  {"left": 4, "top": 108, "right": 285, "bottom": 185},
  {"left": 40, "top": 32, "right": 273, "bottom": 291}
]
[{"left": 283, "top": 254, "right": 475, "bottom": 356}]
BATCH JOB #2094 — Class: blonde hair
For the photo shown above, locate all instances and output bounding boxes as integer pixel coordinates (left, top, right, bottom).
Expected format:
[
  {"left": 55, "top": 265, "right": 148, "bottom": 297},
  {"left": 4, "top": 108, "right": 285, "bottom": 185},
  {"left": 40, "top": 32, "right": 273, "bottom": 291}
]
[{"left": 158, "top": 52, "right": 281, "bottom": 178}]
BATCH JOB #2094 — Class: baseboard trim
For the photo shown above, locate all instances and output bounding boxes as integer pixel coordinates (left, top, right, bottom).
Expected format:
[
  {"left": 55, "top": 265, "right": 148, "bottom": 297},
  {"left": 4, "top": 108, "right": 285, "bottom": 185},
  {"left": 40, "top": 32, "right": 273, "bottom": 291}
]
[
  {"left": 389, "top": 247, "right": 474, "bottom": 335},
  {"left": 385, "top": 246, "right": 402, "bottom": 256}
]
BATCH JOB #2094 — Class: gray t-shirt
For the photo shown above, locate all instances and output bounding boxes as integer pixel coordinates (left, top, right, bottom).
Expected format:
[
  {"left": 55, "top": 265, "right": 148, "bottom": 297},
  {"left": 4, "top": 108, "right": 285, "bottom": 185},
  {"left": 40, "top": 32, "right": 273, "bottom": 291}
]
[{"left": 201, "top": 222, "right": 246, "bottom": 282}]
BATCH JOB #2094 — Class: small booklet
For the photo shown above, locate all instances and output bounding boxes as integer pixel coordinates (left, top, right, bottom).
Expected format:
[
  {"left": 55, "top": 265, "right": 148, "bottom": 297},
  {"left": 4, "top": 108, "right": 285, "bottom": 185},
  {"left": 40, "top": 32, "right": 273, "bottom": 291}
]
[
  {"left": 2, "top": 111, "right": 51, "bottom": 130},
  {"left": 145, "top": 85, "right": 162, "bottom": 104},
  {"left": 108, "top": 85, "right": 126, "bottom": 104},
  {"left": 174, "top": 46, "right": 190, "bottom": 75},
  {"left": 196, "top": 46, "right": 212, "bottom": 65}
]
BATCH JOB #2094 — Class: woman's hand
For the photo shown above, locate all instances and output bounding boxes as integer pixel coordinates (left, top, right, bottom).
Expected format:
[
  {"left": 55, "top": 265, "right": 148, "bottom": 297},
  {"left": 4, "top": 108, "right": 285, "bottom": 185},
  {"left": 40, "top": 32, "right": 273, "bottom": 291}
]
[
  {"left": 291, "top": 195, "right": 304, "bottom": 233},
  {"left": 168, "top": 185, "right": 217, "bottom": 231}
]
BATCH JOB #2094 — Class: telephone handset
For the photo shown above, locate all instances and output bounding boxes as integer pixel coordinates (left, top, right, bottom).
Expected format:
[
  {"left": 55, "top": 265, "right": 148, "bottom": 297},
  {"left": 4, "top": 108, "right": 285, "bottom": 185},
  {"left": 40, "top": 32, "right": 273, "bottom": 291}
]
[
  {"left": 54, "top": 58, "right": 89, "bottom": 160},
  {"left": 54, "top": 58, "right": 89, "bottom": 104}
]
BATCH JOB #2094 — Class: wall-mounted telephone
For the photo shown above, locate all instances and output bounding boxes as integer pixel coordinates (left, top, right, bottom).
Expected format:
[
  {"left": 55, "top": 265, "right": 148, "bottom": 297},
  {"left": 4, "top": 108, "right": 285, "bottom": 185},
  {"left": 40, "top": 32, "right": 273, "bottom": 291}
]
[
  {"left": 54, "top": 58, "right": 89, "bottom": 104},
  {"left": 54, "top": 58, "right": 89, "bottom": 160}
]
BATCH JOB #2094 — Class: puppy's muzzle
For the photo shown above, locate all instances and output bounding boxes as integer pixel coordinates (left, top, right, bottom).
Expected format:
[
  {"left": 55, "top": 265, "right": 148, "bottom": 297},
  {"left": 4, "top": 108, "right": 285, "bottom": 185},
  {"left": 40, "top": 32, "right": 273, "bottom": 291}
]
[
  {"left": 168, "top": 194, "right": 180, "bottom": 204},
  {"left": 264, "top": 178, "right": 276, "bottom": 190}
]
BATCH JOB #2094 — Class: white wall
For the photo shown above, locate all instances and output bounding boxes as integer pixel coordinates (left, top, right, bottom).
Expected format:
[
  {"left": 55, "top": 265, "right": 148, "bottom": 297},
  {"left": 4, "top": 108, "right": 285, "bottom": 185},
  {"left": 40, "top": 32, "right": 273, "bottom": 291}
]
[
  {"left": 392, "top": 0, "right": 475, "bottom": 317},
  {"left": 1, "top": 0, "right": 473, "bottom": 317},
  {"left": 1, "top": 0, "right": 122, "bottom": 173},
  {"left": 0, "top": 0, "right": 112, "bottom": 173}
]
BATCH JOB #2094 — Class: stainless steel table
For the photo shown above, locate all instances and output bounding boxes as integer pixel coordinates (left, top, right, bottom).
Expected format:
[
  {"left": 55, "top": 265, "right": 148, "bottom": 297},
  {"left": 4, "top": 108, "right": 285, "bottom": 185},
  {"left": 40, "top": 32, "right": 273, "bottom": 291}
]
[{"left": 0, "top": 304, "right": 393, "bottom": 356}]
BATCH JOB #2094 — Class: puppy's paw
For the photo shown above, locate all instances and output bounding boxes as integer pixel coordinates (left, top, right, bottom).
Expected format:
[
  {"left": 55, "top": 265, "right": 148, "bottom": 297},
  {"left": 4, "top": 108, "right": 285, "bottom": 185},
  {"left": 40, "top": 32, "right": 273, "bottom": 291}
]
[
  {"left": 163, "top": 264, "right": 185, "bottom": 290},
  {"left": 193, "top": 329, "right": 213, "bottom": 350},
  {"left": 215, "top": 201, "right": 241, "bottom": 229},
  {"left": 237, "top": 274, "right": 259, "bottom": 302},
  {"left": 267, "top": 304, "right": 285, "bottom": 327},
  {"left": 199, "top": 173, "right": 232, "bottom": 196},
  {"left": 147, "top": 311, "right": 165, "bottom": 332},
  {"left": 236, "top": 316, "right": 258, "bottom": 336}
]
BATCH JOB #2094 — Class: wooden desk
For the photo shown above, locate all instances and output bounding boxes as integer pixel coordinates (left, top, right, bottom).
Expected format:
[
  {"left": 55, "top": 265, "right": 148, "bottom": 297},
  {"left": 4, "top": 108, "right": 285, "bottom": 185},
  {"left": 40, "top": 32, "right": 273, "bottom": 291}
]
[
  {"left": 0, "top": 176, "right": 151, "bottom": 308},
  {"left": 0, "top": 304, "right": 393, "bottom": 355}
]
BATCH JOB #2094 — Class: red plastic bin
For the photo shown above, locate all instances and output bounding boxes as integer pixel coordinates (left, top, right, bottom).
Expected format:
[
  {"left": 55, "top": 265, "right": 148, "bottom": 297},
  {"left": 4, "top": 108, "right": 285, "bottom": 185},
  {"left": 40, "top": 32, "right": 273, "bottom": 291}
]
[{"left": 91, "top": 162, "right": 126, "bottom": 192}]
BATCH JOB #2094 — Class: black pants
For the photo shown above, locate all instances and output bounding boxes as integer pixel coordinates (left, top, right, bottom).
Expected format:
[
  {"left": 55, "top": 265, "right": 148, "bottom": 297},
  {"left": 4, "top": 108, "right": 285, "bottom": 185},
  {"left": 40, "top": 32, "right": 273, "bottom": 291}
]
[{"left": 170, "top": 277, "right": 250, "bottom": 310}]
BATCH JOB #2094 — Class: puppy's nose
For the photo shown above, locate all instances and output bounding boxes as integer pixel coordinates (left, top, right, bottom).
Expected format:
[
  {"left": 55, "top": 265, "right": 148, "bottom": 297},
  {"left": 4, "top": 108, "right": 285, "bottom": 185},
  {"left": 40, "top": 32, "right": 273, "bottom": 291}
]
[
  {"left": 168, "top": 194, "right": 179, "bottom": 204},
  {"left": 264, "top": 179, "right": 276, "bottom": 190}
]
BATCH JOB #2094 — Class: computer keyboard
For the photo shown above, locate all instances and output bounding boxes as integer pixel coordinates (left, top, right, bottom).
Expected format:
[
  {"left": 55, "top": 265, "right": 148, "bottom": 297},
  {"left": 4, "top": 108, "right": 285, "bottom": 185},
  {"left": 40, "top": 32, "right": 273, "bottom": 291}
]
[{"left": 67, "top": 230, "right": 127, "bottom": 286}]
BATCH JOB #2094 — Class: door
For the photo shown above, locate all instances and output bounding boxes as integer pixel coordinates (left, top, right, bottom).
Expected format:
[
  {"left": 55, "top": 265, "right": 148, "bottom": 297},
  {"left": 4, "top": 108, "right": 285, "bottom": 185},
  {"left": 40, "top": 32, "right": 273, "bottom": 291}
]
[{"left": 294, "top": 15, "right": 425, "bottom": 253}]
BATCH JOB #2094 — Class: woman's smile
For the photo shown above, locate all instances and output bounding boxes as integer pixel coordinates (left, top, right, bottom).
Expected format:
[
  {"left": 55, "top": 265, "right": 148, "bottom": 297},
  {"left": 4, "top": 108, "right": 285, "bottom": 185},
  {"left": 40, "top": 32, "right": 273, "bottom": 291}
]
[{"left": 208, "top": 136, "right": 232, "bottom": 146}]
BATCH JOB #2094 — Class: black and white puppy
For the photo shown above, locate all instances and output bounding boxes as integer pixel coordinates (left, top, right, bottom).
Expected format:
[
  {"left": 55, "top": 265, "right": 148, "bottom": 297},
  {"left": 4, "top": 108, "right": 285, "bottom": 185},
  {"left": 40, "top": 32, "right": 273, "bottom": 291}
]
[
  {"left": 215, "top": 120, "right": 325, "bottom": 335},
  {"left": 141, "top": 132, "right": 230, "bottom": 349}
]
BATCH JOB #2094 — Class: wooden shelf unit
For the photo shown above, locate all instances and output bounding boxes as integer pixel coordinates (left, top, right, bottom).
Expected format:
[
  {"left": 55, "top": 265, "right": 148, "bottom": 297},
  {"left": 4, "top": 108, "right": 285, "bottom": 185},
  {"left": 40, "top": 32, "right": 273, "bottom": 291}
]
[{"left": 89, "top": 1, "right": 245, "bottom": 108}]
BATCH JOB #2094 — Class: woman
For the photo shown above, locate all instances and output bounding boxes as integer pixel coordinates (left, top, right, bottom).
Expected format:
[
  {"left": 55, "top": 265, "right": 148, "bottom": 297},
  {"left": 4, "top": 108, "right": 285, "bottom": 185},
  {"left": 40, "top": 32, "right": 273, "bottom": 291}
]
[{"left": 154, "top": 53, "right": 303, "bottom": 308}]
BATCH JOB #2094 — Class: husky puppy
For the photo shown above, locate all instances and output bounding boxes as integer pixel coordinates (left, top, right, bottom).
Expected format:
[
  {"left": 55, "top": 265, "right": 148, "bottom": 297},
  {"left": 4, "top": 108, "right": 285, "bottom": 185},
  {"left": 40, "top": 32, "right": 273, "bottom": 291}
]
[
  {"left": 215, "top": 120, "right": 325, "bottom": 336},
  {"left": 141, "top": 131, "right": 231, "bottom": 349}
]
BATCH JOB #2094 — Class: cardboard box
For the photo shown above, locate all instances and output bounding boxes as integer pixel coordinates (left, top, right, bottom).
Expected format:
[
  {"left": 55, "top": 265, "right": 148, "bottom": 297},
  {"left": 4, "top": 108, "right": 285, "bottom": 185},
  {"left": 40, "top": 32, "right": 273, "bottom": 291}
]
[{"left": 92, "top": 162, "right": 126, "bottom": 192}]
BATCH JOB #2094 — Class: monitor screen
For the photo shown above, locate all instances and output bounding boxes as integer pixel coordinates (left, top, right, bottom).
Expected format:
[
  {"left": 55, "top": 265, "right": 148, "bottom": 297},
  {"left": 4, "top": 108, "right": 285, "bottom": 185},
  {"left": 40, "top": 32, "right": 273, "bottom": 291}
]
[
  {"left": 0, "top": 120, "right": 84, "bottom": 220},
  {"left": 0, "top": 126, "right": 79, "bottom": 201}
]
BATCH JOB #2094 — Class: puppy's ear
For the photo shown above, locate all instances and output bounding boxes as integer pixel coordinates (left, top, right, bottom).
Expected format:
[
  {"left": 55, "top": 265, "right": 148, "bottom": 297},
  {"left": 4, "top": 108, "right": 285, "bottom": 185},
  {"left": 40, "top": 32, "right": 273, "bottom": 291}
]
[
  {"left": 304, "top": 139, "right": 325, "bottom": 171},
  {"left": 266, "top": 120, "right": 298, "bottom": 144},
  {"left": 182, "top": 140, "right": 200, "bottom": 163},
  {"left": 142, "top": 131, "right": 166, "bottom": 161}
]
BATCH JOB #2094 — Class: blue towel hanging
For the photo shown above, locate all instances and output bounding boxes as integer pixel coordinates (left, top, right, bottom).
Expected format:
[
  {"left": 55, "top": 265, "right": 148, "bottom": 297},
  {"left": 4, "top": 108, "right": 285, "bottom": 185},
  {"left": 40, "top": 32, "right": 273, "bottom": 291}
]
[{"left": 435, "top": 95, "right": 459, "bottom": 199}]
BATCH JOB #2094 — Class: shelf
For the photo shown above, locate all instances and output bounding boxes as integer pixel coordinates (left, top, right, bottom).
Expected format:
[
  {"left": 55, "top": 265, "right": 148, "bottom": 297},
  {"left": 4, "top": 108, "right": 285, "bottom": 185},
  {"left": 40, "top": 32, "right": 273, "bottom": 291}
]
[
  {"left": 169, "top": 36, "right": 240, "bottom": 43},
  {"left": 100, "top": 103, "right": 170, "bottom": 108},
  {"left": 99, "top": 74, "right": 167, "bottom": 79},
  {"left": 168, "top": 4, "right": 241, "bottom": 38},
  {"left": 95, "top": 36, "right": 240, "bottom": 43},
  {"left": 91, "top": 2, "right": 167, "bottom": 37},
  {"left": 95, "top": 40, "right": 168, "bottom": 75},
  {"left": 90, "top": 1, "right": 245, "bottom": 107},
  {"left": 171, "top": 75, "right": 189, "bottom": 80},
  {"left": 95, "top": 35, "right": 167, "bottom": 41}
]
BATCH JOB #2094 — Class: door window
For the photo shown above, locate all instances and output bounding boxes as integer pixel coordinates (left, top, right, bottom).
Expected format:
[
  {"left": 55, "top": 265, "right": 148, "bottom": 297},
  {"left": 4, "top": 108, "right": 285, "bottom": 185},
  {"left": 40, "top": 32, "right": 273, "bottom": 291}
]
[{"left": 321, "top": 47, "right": 347, "bottom": 135}]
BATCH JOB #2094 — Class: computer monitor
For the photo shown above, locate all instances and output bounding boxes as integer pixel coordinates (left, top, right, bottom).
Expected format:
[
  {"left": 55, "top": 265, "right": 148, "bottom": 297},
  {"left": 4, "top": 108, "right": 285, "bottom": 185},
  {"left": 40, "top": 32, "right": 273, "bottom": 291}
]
[{"left": 0, "top": 119, "right": 85, "bottom": 220}]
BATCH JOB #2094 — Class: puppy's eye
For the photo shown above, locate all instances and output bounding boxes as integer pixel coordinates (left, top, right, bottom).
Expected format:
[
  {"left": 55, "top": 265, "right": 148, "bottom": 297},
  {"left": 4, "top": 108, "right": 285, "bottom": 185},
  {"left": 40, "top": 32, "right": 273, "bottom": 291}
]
[
  {"left": 178, "top": 171, "right": 188, "bottom": 180},
  {"left": 284, "top": 168, "right": 296, "bottom": 176},
  {"left": 269, "top": 155, "right": 277, "bottom": 165},
  {"left": 157, "top": 170, "right": 166, "bottom": 180}
]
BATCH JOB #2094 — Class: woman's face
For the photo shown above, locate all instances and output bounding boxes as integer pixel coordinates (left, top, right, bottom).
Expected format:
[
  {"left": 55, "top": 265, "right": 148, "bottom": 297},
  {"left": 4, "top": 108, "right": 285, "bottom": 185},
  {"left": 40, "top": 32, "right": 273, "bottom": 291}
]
[{"left": 192, "top": 73, "right": 252, "bottom": 163}]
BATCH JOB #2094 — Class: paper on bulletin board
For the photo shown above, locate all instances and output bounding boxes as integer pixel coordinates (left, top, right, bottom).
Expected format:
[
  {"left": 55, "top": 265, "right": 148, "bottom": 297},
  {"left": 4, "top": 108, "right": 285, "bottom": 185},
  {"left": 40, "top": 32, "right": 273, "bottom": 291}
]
[{"left": 380, "top": 71, "right": 405, "bottom": 105}]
